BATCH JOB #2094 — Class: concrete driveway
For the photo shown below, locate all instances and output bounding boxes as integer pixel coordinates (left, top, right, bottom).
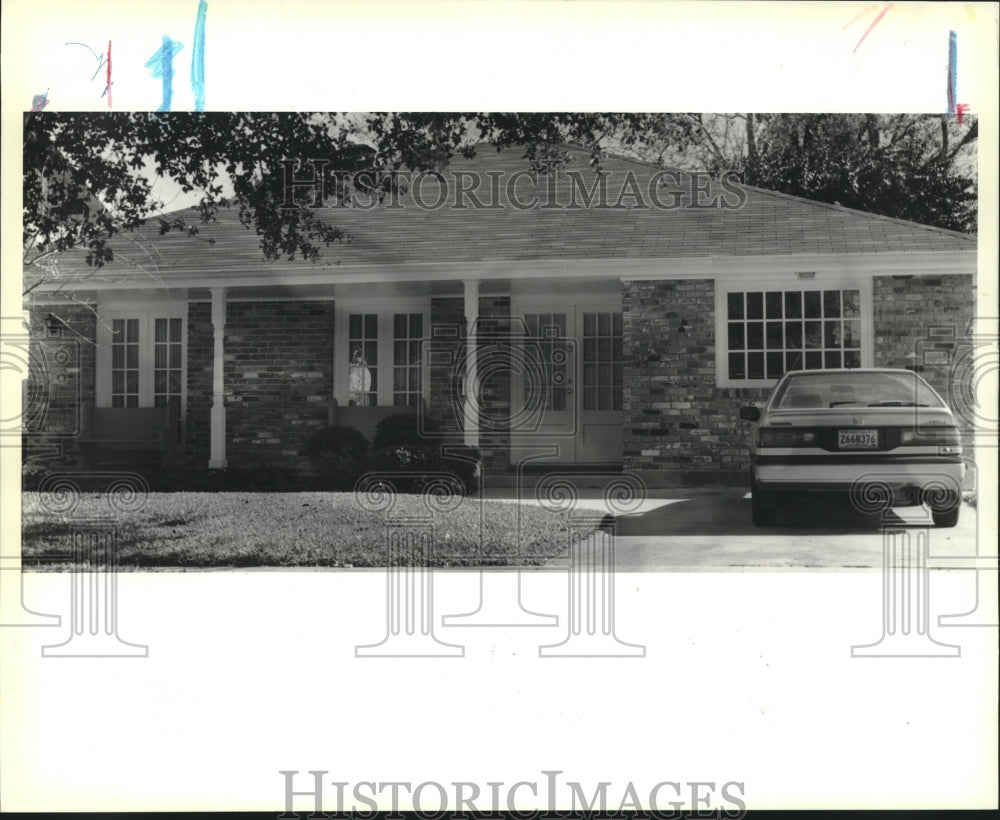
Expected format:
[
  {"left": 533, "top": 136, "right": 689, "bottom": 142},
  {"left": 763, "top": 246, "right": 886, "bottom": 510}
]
[{"left": 479, "top": 487, "right": 981, "bottom": 571}]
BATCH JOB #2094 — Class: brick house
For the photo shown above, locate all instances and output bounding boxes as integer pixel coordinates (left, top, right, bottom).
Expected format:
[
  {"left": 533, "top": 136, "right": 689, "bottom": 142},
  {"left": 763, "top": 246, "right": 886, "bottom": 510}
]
[{"left": 24, "top": 145, "right": 977, "bottom": 486}]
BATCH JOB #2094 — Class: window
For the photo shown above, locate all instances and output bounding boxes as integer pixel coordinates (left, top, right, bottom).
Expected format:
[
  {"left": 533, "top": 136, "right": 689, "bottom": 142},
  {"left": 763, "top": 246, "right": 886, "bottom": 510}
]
[
  {"left": 719, "top": 284, "right": 868, "bottom": 386},
  {"left": 98, "top": 309, "right": 186, "bottom": 409},
  {"left": 392, "top": 313, "right": 423, "bottom": 407},
  {"left": 337, "top": 305, "right": 429, "bottom": 407},
  {"left": 582, "top": 311, "right": 623, "bottom": 411}
]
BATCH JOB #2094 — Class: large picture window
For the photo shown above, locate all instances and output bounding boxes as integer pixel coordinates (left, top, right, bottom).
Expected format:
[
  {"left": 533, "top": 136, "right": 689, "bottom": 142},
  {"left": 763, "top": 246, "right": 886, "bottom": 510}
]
[{"left": 718, "top": 282, "right": 869, "bottom": 386}]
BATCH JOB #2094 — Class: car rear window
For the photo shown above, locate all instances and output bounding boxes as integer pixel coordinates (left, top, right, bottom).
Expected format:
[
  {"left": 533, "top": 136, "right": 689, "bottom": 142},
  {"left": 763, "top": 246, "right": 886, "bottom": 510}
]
[{"left": 772, "top": 372, "right": 946, "bottom": 409}]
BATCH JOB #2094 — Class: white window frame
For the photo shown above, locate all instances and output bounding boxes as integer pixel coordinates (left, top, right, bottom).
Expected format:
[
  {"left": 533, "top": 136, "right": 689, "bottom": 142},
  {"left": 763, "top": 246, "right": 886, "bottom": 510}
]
[
  {"left": 333, "top": 299, "right": 430, "bottom": 407},
  {"left": 95, "top": 305, "right": 187, "bottom": 410},
  {"left": 714, "top": 274, "right": 873, "bottom": 388}
]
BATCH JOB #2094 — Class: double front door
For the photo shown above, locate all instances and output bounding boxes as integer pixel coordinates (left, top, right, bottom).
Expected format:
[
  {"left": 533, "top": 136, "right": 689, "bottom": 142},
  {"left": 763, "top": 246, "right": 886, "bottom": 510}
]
[{"left": 508, "top": 303, "right": 624, "bottom": 466}]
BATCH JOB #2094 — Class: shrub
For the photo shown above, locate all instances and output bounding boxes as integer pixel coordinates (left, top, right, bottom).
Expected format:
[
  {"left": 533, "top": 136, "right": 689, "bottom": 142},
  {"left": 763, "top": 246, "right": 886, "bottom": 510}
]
[
  {"left": 303, "top": 425, "right": 368, "bottom": 489},
  {"left": 371, "top": 411, "right": 440, "bottom": 450},
  {"left": 366, "top": 443, "right": 480, "bottom": 495}
]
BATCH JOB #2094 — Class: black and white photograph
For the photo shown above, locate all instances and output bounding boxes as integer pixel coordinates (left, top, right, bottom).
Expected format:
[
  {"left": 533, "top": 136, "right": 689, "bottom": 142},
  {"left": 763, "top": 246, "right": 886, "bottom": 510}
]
[{"left": 2, "top": 1, "right": 997, "bottom": 815}]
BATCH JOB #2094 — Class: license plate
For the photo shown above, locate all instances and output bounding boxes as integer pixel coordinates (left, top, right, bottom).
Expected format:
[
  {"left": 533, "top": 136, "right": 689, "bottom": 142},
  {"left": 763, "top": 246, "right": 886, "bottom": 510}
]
[{"left": 839, "top": 429, "right": 878, "bottom": 449}]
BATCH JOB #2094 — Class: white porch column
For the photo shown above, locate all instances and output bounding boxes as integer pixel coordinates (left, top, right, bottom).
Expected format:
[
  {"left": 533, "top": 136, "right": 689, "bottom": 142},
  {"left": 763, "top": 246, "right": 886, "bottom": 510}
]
[
  {"left": 209, "top": 287, "right": 227, "bottom": 469},
  {"left": 463, "top": 279, "right": 479, "bottom": 448}
]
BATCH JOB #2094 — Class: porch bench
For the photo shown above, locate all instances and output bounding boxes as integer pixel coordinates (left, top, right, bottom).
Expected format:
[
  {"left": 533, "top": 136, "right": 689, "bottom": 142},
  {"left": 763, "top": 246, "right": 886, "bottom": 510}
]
[{"left": 77, "top": 401, "right": 182, "bottom": 469}]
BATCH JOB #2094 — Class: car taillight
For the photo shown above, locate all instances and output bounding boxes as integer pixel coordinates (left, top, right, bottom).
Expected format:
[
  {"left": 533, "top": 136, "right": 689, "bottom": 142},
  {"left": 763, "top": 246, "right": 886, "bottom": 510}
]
[
  {"left": 900, "top": 428, "right": 960, "bottom": 446},
  {"left": 759, "top": 429, "right": 817, "bottom": 447}
]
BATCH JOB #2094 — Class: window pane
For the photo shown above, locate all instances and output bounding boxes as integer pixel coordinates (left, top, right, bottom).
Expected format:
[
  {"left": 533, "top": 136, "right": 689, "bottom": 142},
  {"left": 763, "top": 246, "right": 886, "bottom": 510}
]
[
  {"left": 844, "top": 350, "right": 861, "bottom": 368},
  {"left": 364, "top": 314, "right": 377, "bottom": 337},
  {"left": 823, "top": 291, "right": 841, "bottom": 318},
  {"left": 765, "top": 292, "right": 782, "bottom": 319},
  {"left": 112, "top": 345, "right": 123, "bottom": 368},
  {"left": 784, "top": 291, "right": 802, "bottom": 319},
  {"left": 805, "top": 351, "right": 822, "bottom": 369},
  {"left": 728, "top": 323, "right": 744, "bottom": 351},
  {"left": 843, "top": 320, "right": 861, "bottom": 348},
  {"left": 612, "top": 337, "right": 622, "bottom": 360},
  {"left": 126, "top": 346, "right": 138, "bottom": 369},
  {"left": 155, "top": 318, "right": 167, "bottom": 343},
  {"left": 804, "top": 291, "right": 821, "bottom": 318},
  {"left": 728, "top": 352, "right": 745, "bottom": 379},
  {"left": 126, "top": 319, "right": 139, "bottom": 343},
  {"left": 349, "top": 314, "right": 362, "bottom": 338},
  {"left": 410, "top": 314, "right": 422, "bottom": 338},
  {"left": 583, "top": 363, "right": 596, "bottom": 388},
  {"left": 394, "top": 341, "right": 407, "bottom": 365},
  {"left": 785, "top": 321, "right": 802, "bottom": 348},
  {"left": 598, "top": 338, "right": 611, "bottom": 361},
  {"left": 112, "top": 371, "right": 123, "bottom": 394},
  {"left": 409, "top": 341, "right": 421, "bottom": 365},
  {"left": 168, "top": 372, "right": 181, "bottom": 394},
  {"left": 825, "top": 351, "right": 842, "bottom": 368},
  {"left": 612, "top": 313, "right": 622, "bottom": 335},
  {"left": 804, "top": 321, "right": 821, "bottom": 348},
  {"left": 364, "top": 341, "right": 378, "bottom": 365},
  {"left": 747, "top": 322, "right": 763, "bottom": 349},
  {"left": 583, "top": 338, "right": 596, "bottom": 360},
  {"left": 170, "top": 345, "right": 181, "bottom": 368},
  {"left": 766, "top": 352, "right": 784, "bottom": 379},
  {"left": 766, "top": 322, "right": 782, "bottom": 349},
  {"left": 727, "top": 292, "right": 744, "bottom": 320},
  {"left": 824, "top": 321, "right": 840, "bottom": 348},
  {"left": 598, "top": 312, "right": 611, "bottom": 335},
  {"left": 393, "top": 368, "right": 406, "bottom": 391},
  {"left": 155, "top": 346, "right": 167, "bottom": 369},
  {"left": 126, "top": 371, "right": 139, "bottom": 394},
  {"left": 583, "top": 387, "right": 596, "bottom": 411},
  {"left": 154, "top": 371, "right": 166, "bottom": 394},
  {"left": 170, "top": 318, "right": 182, "bottom": 340},
  {"left": 394, "top": 313, "right": 407, "bottom": 338},
  {"left": 747, "top": 352, "right": 764, "bottom": 379},
  {"left": 842, "top": 290, "right": 860, "bottom": 317},
  {"left": 746, "top": 292, "right": 763, "bottom": 320}
]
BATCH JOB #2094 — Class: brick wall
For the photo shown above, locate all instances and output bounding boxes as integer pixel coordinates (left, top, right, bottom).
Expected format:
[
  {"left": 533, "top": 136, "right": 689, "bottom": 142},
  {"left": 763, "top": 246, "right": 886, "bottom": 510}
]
[
  {"left": 872, "top": 274, "right": 976, "bottom": 397},
  {"left": 219, "top": 300, "right": 335, "bottom": 470},
  {"left": 622, "top": 280, "right": 768, "bottom": 486},
  {"left": 184, "top": 302, "right": 212, "bottom": 466},
  {"left": 873, "top": 273, "right": 977, "bottom": 472},
  {"left": 22, "top": 304, "right": 97, "bottom": 470}
]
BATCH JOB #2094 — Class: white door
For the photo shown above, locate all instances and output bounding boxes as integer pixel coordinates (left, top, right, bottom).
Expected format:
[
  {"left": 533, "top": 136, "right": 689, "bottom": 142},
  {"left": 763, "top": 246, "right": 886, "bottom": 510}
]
[{"left": 509, "top": 304, "right": 623, "bottom": 466}]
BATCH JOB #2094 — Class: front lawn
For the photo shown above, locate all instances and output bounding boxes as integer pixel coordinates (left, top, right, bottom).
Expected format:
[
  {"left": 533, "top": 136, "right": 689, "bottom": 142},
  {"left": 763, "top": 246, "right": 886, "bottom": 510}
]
[{"left": 21, "top": 492, "right": 579, "bottom": 569}]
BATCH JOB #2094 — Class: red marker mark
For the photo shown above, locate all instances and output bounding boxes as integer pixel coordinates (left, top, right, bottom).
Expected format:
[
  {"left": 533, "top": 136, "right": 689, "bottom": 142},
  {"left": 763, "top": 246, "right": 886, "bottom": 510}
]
[
  {"left": 851, "top": 2, "right": 895, "bottom": 54},
  {"left": 106, "top": 40, "right": 112, "bottom": 108},
  {"left": 956, "top": 103, "right": 970, "bottom": 124}
]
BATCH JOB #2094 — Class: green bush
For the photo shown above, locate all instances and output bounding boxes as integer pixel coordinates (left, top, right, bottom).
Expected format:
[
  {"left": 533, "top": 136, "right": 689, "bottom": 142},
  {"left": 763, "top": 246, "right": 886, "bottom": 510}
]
[
  {"left": 303, "top": 425, "right": 368, "bottom": 489},
  {"left": 371, "top": 411, "right": 440, "bottom": 450}
]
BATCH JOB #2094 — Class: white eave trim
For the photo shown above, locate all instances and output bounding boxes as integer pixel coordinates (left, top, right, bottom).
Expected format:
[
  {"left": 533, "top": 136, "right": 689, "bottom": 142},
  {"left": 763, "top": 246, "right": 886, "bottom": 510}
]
[{"left": 26, "top": 249, "right": 977, "bottom": 292}]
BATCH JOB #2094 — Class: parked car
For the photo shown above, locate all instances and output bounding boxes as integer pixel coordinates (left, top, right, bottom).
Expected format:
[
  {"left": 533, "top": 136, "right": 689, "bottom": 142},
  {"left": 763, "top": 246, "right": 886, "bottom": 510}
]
[{"left": 739, "top": 369, "right": 965, "bottom": 527}]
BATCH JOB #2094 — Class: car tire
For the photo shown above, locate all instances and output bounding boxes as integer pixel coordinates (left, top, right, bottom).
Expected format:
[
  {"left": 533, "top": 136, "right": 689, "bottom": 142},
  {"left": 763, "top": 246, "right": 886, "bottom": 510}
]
[
  {"left": 932, "top": 506, "right": 960, "bottom": 528},
  {"left": 750, "top": 474, "right": 777, "bottom": 527}
]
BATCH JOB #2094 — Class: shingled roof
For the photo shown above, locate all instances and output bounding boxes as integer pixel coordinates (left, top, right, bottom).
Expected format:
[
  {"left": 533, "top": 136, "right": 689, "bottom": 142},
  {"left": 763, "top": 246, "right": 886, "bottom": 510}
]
[{"left": 45, "top": 144, "right": 975, "bottom": 280}]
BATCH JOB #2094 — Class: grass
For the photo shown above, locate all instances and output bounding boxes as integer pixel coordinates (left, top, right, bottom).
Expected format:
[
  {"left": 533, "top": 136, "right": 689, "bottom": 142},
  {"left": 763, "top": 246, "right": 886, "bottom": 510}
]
[{"left": 21, "top": 492, "right": 581, "bottom": 570}]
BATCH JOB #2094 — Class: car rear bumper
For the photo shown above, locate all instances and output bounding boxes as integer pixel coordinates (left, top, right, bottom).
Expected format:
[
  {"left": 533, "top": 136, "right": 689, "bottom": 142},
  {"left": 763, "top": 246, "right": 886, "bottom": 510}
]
[{"left": 754, "top": 455, "right": 965, "bottom": 493}]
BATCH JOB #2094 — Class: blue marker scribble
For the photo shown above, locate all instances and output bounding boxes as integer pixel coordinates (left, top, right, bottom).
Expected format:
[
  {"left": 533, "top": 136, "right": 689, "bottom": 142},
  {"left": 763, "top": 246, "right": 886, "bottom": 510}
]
[
  {"left": 31, "top": 90, "right": 50, "bottom": 112},
  {"left": 946, "top": 30, "right": 957, "bottom": 116},
  {"left": 145, "top": 36, "right": 185, "bottom": 112},
  {"left": 191, "top": 0, "right": 208, "bottom": 111},
  {"left": 65, "top": 41, "right": 106, "bottom": 81}
]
